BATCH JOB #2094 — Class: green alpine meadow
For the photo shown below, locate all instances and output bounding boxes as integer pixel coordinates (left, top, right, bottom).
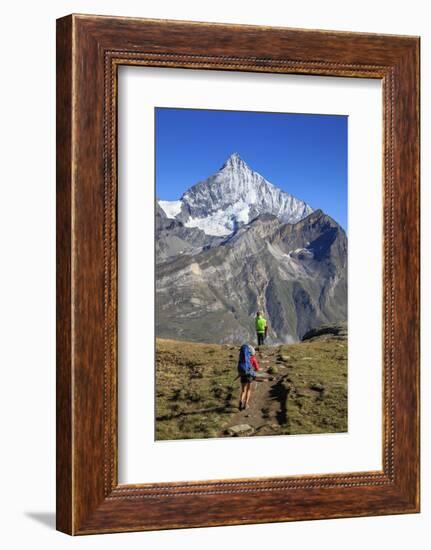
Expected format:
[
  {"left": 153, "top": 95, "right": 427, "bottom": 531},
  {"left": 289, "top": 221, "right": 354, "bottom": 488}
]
[{"left": 155, "top": 323, "right": 347, "bottom": 440}]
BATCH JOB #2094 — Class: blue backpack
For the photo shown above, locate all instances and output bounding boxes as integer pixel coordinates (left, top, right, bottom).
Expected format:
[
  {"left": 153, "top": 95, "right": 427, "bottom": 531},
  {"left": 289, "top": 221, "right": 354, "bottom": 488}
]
[{"left": 237, "top": 344, "right": 255, "bottom": 378}]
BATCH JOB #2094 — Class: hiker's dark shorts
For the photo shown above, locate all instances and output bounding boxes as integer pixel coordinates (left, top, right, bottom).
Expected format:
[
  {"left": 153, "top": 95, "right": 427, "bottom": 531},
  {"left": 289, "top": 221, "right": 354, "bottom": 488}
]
[{"left": 240, "top": 374, "right": 256, "bottom": 384}]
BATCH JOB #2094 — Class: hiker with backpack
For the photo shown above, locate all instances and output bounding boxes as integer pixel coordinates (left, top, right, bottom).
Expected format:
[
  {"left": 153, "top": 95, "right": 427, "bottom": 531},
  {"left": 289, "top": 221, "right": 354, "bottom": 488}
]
[
  {"left": 255, "top": 311, "right": 268, "bottom": 346},
  {"left": 237, "top": 344, "right": 260, "bottom": 411}
]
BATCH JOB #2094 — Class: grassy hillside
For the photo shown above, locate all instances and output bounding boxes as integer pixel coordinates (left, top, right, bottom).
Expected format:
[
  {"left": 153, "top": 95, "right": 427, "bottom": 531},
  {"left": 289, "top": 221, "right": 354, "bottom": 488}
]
[{"left": 155, "top": 333, "right": 347, "bottom": 440}]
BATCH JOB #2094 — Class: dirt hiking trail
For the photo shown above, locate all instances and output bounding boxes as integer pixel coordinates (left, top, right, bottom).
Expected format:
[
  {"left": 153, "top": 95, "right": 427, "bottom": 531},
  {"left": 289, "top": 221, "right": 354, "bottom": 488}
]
[{"left": 221, "top": 345, "right": 292, "bottom": 437}]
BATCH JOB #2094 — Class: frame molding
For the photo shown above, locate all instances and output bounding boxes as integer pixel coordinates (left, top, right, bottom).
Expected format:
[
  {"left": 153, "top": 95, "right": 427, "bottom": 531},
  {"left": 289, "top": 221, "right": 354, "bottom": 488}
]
[{"left": 57, "top": 14, "right": 420, "bottom": 534}]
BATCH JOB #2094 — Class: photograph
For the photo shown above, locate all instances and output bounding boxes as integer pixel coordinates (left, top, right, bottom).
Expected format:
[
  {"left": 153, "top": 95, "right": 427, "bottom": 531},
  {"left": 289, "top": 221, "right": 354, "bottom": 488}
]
[{"left": 155, "top": 107, "right": 348, "bottom": 440}]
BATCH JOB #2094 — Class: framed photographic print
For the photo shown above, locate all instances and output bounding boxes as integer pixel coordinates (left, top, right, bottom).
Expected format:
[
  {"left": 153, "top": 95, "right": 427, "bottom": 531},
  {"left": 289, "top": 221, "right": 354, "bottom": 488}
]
[{"left": 56, "top": 14, "right": 420, "bottom": 535}]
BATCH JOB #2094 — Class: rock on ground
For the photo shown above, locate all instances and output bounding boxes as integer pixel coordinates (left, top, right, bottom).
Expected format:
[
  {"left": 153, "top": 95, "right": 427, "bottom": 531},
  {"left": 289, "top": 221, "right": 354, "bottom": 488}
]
[
  {"left": 226, "top": 424, "right": 255, "bottom": 437},
  {"left": 301, "top": 322, "right": 347, "bottom": 342}
]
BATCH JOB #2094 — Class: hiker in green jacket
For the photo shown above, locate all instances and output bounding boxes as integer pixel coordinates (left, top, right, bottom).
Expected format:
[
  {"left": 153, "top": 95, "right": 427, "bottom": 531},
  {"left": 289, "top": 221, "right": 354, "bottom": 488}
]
[{"left": 255, "top": 311, "right": 268, "bottom": 346}]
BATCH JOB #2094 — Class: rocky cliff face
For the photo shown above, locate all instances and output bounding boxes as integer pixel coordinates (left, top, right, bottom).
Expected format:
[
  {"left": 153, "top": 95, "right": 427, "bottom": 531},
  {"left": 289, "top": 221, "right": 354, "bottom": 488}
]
[
  {"left": 155, "top": 153, "right": 347, "bottom": 343},
  {"left": 156, "top": 201, "right": 222, "bottom": 263}
]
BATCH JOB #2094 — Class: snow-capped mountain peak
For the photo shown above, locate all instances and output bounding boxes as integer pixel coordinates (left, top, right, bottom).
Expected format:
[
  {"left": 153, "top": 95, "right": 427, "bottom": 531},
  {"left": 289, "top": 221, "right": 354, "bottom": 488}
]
[
  {"left": 158, "top": 153, "right": 313, "bottom": 236},
  {"left": 220, "top": 151, "right": 248, "bottom": 171}
]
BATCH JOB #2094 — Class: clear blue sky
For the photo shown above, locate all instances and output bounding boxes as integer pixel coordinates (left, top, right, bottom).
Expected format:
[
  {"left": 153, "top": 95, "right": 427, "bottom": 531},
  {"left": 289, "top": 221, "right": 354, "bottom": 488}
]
[{"left": 155, "top": 108, "right": 348, "bottom": 230}]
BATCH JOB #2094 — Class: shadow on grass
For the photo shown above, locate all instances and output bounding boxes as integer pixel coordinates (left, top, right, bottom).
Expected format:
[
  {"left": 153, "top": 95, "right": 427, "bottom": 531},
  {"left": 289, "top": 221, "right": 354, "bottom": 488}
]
[{"left": 269, "top": 377, "right": 290, "bottom": 425}]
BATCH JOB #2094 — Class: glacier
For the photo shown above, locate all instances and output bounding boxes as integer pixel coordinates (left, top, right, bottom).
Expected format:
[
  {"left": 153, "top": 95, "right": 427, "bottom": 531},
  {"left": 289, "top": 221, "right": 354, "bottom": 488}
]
[{"left": 158, "top": 199, "right": 182, "bottom": 218}]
